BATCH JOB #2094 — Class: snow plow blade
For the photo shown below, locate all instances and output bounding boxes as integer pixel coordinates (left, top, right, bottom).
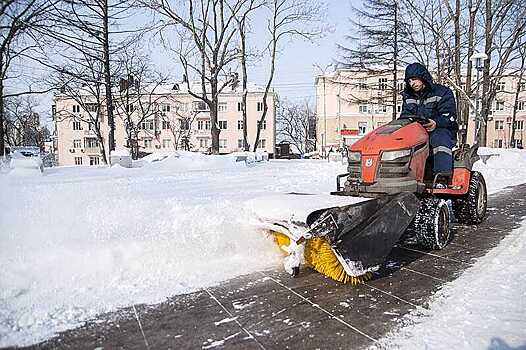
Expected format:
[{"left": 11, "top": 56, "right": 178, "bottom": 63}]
[{"left": 306, "top": 192, "right": 421, "bottom": 271}]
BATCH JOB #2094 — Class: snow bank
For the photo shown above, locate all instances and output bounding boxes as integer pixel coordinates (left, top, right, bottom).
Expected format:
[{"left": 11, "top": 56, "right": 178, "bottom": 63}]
[
  {"left": 374, "top": 220, "right": 526, "bottom": 350},
  {"left": 474, "top": 148, "right": 526, "bottom": 194},
  {"left": 0, "top": 157, "right": 343, "bottom": 347}
]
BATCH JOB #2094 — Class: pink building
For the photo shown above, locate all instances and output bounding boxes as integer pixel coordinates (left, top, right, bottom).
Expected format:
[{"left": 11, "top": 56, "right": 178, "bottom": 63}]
[{"left": 52, "top": 82, "right": 276, "bottom": 166}]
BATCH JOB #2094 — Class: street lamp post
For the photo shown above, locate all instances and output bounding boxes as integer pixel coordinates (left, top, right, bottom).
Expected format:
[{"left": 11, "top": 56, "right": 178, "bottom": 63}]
[{"left": 470, "top": 52, "right": 488, "bottom": 144}]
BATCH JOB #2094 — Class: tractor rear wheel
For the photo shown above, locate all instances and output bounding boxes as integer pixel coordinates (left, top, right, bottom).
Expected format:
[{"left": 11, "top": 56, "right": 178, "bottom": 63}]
[
  {"left": 453, "top": 171, "right": 487, "bottom": 224},
  {"left": 406, "top": 197, "right": 451, "bottom": 250}
]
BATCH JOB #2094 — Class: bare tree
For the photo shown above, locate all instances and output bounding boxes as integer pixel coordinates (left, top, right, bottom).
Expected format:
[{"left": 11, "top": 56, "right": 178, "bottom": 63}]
[
  {"left": 478, "top": 0, "right": 526, "bottom": 145},
  {"left": 51, "top": 53, "right": 110, "bottom": 164},
  {"left": 509, "top": 43, "right": 526, "bottom": 148},
  {"left": 37, "top": 0, "right": 138, "bottom": 155},
  {"left": 144, "top": 0, "right": 249, "bottom": 154},
  {"left": 4, "top": 96, "right": 48, "bottom": 148},
  {"left": 276, "top": 98, "right": 316, "bottom": 154},
  {"left": 235, "top": 0, "right": 265, "bottom": 151},
  {"left": 0, "top": 0, "right": 56, "bottom": 157},
  {"left": 339, "top": 0, "right": 411, "bottom": 120},
  {"left": 113, "top": 49, "right": 170, "bottom": 159},
  {"left": 252, "top": 0, "right": 325, "bottom": 152},
  {"left": 161, "top": 104, "right": 199, "bottom": 151}
]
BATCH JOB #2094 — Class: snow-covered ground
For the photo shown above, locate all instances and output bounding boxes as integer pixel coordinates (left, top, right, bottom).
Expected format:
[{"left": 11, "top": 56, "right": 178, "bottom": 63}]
[{"left": 1, "top": 148, "right": 526, "bottom": 347}]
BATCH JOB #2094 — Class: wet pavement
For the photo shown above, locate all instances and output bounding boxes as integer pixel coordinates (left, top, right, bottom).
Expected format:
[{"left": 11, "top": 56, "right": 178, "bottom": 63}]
[{"left": 9, "top": 184, "right": 526, "bottom": 350}]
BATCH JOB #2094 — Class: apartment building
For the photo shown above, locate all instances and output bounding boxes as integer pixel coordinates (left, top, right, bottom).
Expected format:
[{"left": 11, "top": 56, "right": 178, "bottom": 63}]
[
  {"left": 52, "top": 82, "right": 276, "bottom": 166},
  {"left": 315, "top": 68, "right": 526, "bottom": 153}
]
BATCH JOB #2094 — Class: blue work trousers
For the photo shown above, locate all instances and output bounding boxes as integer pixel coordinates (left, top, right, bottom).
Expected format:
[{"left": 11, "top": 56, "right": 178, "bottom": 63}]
[{"left": 429, "top": 128, "right": 455, "bottom": 175}]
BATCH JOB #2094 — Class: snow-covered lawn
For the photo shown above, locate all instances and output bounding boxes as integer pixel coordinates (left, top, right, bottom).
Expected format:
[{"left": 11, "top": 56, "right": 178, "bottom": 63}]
[{"left": 1, "top": 148, "right": 525, "bottom": 347}]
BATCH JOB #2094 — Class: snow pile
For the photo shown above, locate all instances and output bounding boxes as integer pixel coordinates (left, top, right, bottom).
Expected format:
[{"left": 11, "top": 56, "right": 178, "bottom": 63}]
[
  {"left": 0, "top": 157, "right": 343, "bottom": 347},
  {"left": 474, "top": 148, "right": 526, "bottom": 194},
  {"left": 374, "top": 221, "right": 526, "bottom": 350},
  {"left": 7, "top": 151, "right": 43, "bottom": 176}
]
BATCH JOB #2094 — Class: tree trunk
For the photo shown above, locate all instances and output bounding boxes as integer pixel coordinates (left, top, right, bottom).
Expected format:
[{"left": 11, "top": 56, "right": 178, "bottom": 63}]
[
  {"left": 103, "top": 0, "right": 115, "bottom": 155},
  {"left": 392, "top": 0, "right": 398, "bottom": 121},
  {"left": 0, "top": 74, "right": 4, "bottom": 157},
  {"left": 210, "top": 82, "right": 220, "bottom": 154},
  {"left": 479, "top": 0, "right": 493, "bottom": 146}
]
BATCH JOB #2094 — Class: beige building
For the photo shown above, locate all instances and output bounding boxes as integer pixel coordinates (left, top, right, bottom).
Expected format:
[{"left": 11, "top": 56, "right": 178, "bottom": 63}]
[
  {"left": 52, "top": 82, "right": 276, "bottom": 166},
  {"left": 316, "top": 68, "right": 526, "bottom": 154}
]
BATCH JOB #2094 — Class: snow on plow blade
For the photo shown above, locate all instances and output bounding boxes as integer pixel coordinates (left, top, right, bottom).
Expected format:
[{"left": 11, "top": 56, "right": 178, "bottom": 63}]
[{"left": 307, "top": 192, "right": 421, "bottom": 271}]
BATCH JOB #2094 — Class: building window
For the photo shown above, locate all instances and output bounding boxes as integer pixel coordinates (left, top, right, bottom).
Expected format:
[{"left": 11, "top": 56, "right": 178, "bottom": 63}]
[
  {"left": 218, "top": 103, "right": 227, "bottom": 112},
  {"left": 359, "top": 105, "right": 368, "bottom": 113},
  {"left": 85, "top": 138, "right": 99, "bottom": 148},
  {"left": 143, "top": 139, "right": 152, "bottom": 148},
  {"left": 257, "top": 102, "right": 264, "bottom": 112},
  {"left": 73, "top": 139, "right": 82, "bottom": 148},
  {"left": 86, "top": 103, "right": 98, "bottom": 112},
  {"left": 162, "top": 120, "right": 170, "bottom": 130},
  {"left": 73, "top": 105, "right": 80, "bottom": 113},
  {"left": 89, "top": 156, "right": 100, "bottom": 166},
  {"left": 397, "top": 104, "right": 402, "bottom": 113},
  {"left": 238, "top": 102, "right": 243, "bottom": 112},
  {"left": 219, "top": 139, "right": 227, "bottom": 149},
  {"left": 193, "top": 101, "right": 210, "bottom": 112},
  {"left": 378, "top": 104, "right": 387, "bottom": 113},
  {"left": 358, "top": 122, "right": 367, "bottom": 135},
  {"left": 496, "top": 81, "right": 506, "bottom": 91},
  {"left": 258, "top": 120, "right": 267, "bottom": 130},
  {"left": 140, "top": 119, "right": 154, "bottom": 130},
  {"left": 519, "top": 82, "right": 525, "bottom": 91},
  {"left": 73, "top": 121, "right": 82, "bottom": 130},
  {"left": 180, "top": 118, "right": 190, "bottom": 130},
  {"left": 358, "top": 78, "right": 367, "bottom": 90},
  {"left": 198, "top": 120, "right": 204, "bottom": 130},
  {"left": 379, "top": 77, "right": 388, "bottom": 90},
  {"left": 495, "top": 120, "right": 504, "bottom": 130},
  {"left": 495, "top": 101, "right": 505, "bottom": 111},
  {"left": 238, "top": 139, "right": 244, "bottom": 148},
  {"left": 493, "top": 139, "right": 503, "bottom": 148},
  {"left": 514, "top": 120, "right": 524, "bottom": 130},
  {"left": 74, "top": 157, "right": 83, "bottom": 165},
  {"left": 161, "top": 104, "right": 171, "bottom": 112},
  {"left": 126, "top": 104, "right": 135, "bottom": 113},
  {"left": 219, "top": 120, "right": 228, "bottom": 130},
  {"left": 397, "top": 81, "right": 405, "bottom": 92},
  {"left": 257, "top": 139, "right": 266, "bottom": 148},
  {"left": 162, "top": 139, "right": 171, "bottom": 148},
  {"left": 518, "top": 101, "right": 525, "bottom": 111},
  {"left": 205, "top": 120, "right": 211, "bottom": 130},
  {"left": 199, "top": 138, "right": 209, "bottom": 148},
  {"left": 238, "top": 120, "right": 244, "bottom": 130}
]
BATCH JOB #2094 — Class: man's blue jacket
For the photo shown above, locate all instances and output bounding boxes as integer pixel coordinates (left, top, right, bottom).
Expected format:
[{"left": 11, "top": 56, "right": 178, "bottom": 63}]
[{"left": 400, "top": 63, "right": 459, "bottom": 132}]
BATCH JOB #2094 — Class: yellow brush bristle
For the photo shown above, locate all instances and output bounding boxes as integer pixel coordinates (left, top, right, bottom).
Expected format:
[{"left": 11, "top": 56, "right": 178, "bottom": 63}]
[
  {"left": 270, "top": 231, "right": 372, "bottom": 284},
  {"left": 270, "top": 231, "right": 291, "bottom": 255},
  {"left": 304, "top": 237, "right": 372, "bottom": 284}
]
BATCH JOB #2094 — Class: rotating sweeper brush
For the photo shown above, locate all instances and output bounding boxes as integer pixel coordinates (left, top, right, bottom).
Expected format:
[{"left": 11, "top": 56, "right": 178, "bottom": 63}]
[{"left": 261, "top": 117, "right": 488, "bottom": 283}]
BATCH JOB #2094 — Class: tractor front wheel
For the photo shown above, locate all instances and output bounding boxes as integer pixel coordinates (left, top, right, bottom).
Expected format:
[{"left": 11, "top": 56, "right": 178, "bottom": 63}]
[{"left": 406, "top": 197, "right": 452, "bottom": 250}]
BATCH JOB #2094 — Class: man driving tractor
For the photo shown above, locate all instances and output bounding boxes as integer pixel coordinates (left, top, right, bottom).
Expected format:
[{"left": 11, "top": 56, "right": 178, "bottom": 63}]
[{"left": 400, "top": 63, "right": 459, "bottom": 184}]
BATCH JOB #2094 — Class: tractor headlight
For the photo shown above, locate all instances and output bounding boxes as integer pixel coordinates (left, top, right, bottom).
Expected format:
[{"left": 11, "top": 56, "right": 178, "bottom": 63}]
[
  {"left": 348, "top": 151, "right": 361, "bottom": 163},
  {"left": 381, "top": 149, "right": 411, "bottom": 162}
]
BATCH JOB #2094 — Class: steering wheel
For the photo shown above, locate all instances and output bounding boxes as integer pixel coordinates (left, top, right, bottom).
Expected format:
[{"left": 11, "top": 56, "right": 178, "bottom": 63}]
[{"left": 403, "top": 115, "right": 430, "bottom": 125}]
